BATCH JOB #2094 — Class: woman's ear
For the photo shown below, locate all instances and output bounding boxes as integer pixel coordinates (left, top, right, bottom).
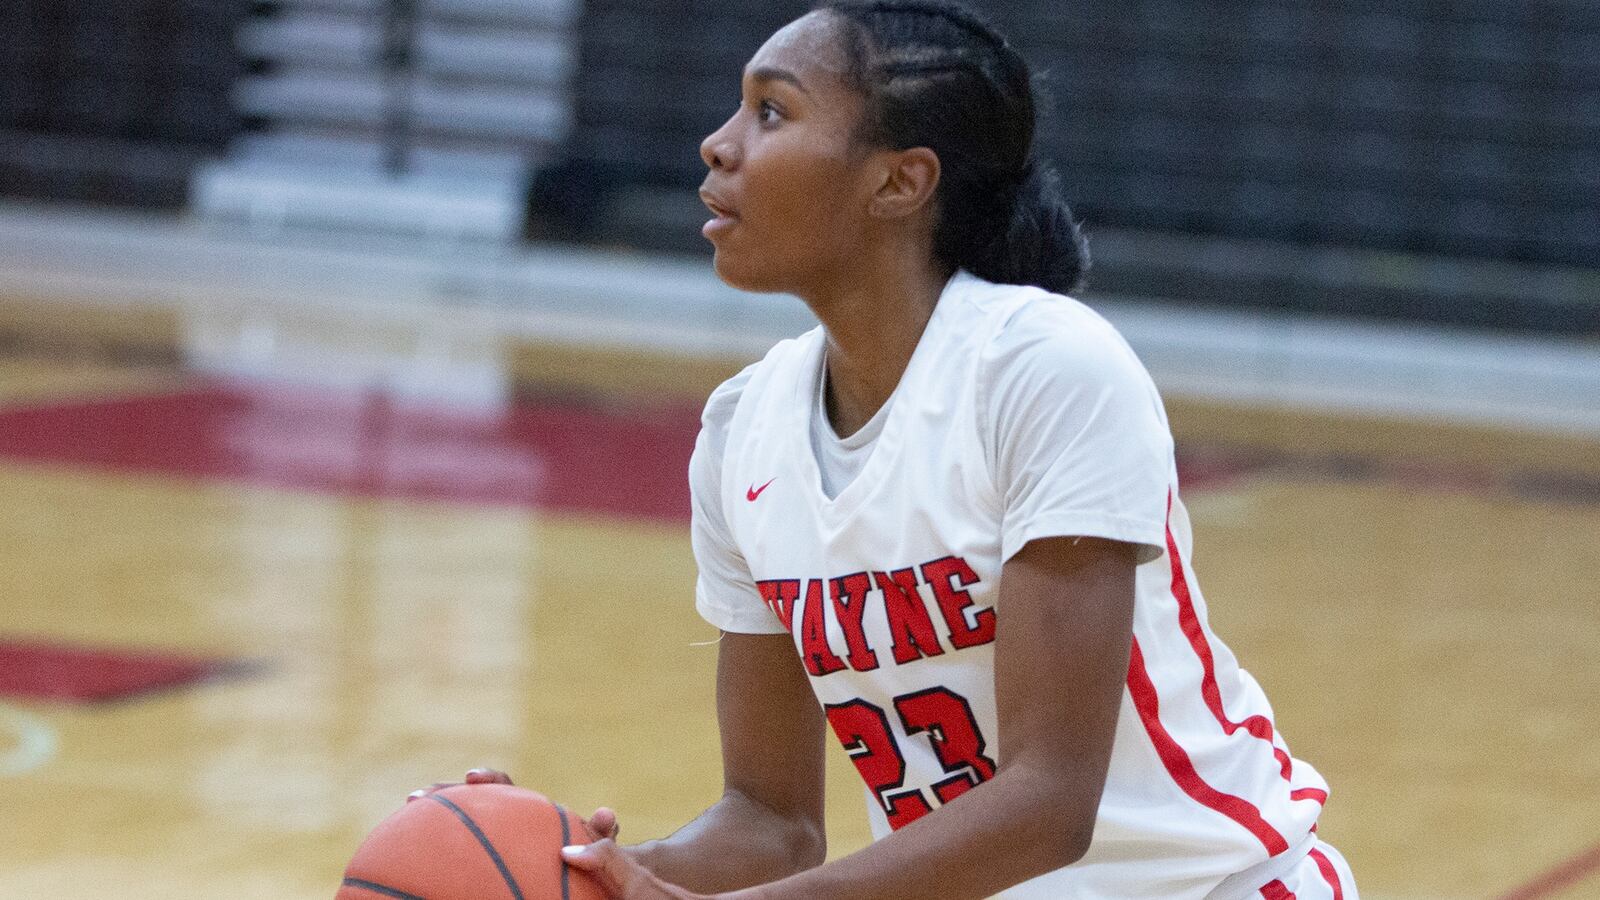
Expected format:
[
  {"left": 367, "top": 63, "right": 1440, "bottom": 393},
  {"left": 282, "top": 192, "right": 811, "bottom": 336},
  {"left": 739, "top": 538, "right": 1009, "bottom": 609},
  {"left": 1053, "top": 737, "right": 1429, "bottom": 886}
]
[{"left": 868, "top": 146, "right": 941, "bottom": 220}]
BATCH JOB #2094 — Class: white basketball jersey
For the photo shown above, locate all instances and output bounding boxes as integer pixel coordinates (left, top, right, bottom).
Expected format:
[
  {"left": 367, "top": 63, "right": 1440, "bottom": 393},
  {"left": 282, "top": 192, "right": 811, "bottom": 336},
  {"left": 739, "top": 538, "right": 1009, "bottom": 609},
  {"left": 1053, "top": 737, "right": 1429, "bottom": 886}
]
[{"left": 691, "top": 272, "right": 1329, "bottom": 898}]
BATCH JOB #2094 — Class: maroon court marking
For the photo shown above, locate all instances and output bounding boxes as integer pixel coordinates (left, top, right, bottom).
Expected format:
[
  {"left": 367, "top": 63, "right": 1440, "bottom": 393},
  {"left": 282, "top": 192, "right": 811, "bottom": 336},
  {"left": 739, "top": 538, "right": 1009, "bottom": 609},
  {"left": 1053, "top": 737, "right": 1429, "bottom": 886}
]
[
  {"left": 0, "top": 378, "right": 1256, "bottom": 520},
  {"left": 0, "top": 639, "right": 244, "bottom": 704},
  {"left": 0, "top": 379, "right": 1592, "bottom": 520},
  {"left": 1496, "top": 843, "right": 1600, "bottom": 900},
  {"left": 0, "top": 380, "right": 702, "bottom": 522}
]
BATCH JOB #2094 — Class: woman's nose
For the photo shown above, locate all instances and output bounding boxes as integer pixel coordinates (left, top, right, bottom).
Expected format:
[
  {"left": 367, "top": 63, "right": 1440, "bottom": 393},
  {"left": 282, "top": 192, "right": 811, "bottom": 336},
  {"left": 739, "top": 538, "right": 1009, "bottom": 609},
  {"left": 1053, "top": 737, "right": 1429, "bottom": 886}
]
[{"left": 700, "top": 116, "right": 740, "bottom": 171}]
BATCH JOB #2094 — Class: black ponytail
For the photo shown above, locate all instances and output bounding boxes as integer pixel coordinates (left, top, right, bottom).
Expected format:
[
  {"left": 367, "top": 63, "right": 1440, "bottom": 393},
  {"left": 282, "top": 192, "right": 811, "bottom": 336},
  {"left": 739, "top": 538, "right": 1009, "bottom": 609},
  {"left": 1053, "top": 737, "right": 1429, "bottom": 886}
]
[{"left": 819, "top": 0, "right": 1089, "bottom": 295}]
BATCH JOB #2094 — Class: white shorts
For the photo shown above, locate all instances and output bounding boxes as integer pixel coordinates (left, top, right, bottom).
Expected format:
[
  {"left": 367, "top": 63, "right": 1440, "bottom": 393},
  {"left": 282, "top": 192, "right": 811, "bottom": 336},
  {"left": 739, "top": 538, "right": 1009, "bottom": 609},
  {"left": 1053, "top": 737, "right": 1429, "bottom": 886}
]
[{"left": 1257, "top": 841, "right": 1358, "bottom": 900}]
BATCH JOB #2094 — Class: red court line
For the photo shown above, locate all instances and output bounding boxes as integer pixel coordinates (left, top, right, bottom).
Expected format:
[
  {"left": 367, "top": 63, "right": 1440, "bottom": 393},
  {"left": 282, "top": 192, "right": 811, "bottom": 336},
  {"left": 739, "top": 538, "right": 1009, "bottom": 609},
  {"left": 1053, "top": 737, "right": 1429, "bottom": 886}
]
[
  {"left": 5, "top": 378, "right": 1583, "bottom": 530},
  {"left": 0, "top": 638, "right": 245, "bottom": 704},
  {"left": 1497, "top": 843, "right": 1600, "bottom": 900},
  {"left": 0, "top": 380, "right": 702, "bottom": 522},
  {"left": 0, "top": 379, "right": 1257, "bottom": 523}
]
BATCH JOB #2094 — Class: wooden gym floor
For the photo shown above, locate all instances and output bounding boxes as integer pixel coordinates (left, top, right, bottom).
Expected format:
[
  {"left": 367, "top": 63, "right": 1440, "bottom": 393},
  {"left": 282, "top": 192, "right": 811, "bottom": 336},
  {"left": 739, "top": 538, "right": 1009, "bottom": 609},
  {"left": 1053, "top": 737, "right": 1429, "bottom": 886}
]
[{"left": 0, "top": 341, "right": 1597, "bottom": 900}]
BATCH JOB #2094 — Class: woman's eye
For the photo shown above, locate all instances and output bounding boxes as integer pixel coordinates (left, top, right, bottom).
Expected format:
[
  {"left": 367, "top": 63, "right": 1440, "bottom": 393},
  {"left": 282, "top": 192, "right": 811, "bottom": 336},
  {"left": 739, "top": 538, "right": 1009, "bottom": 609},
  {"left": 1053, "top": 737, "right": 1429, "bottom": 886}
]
[{"left": 757, "top": 100, "right": 782, "bottom": 126}]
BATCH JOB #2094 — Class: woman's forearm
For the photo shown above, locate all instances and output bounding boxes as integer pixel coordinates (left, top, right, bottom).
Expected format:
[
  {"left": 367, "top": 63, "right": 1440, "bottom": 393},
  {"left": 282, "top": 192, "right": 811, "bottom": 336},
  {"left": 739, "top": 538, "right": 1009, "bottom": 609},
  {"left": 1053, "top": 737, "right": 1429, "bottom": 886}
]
[
  {"left": 725, "top": 762, "right": 1091, "bottom": 900},
  {"left": 629, "top": 788, "right": 826, "bottom": 894}
]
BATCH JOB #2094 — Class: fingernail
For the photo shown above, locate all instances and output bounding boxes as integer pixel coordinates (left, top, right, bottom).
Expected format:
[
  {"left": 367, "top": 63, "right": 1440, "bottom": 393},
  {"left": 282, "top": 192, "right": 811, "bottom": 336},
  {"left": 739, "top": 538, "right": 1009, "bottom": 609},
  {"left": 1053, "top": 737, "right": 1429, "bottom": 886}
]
[
  {"left": 561, "top": 845, "right": 586, "bottom": 858},
  {"left": 407, "top": 790, "right": 426, "bottom": 802}
]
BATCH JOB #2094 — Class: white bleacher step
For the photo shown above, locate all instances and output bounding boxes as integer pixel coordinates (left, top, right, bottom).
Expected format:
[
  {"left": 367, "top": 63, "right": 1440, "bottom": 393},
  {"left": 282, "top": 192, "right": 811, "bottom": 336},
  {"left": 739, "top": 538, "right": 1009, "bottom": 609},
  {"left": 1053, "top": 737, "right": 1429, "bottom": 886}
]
[
  {"left": 426, "top": 0, "right": 581, "bottom": 26},
  {"left": 234, "top": 71, "right": 388, "bottom": 126},
  {"left": 233, "top": 132, "right": 539, "bottom": 180},
  {"left": 273, "top": 0, "right": 385, "bottom": 13},
  {"left": 191, "top": 160, "right": 526, "bottom": 242},
  {"left": 412, "top": 82, "right": 571, "bottom": 141},
  {"left": 234, "top": 72, "right": 571, "bottom": 142},
  {"left": 270, "top": 0, "right": 577, "bottom": 26},
  {"left": 238, "top": 15, "right": 574, "bottom": 82},
  {"left": 417, "top": 24, "right": 575, "bottom": 82},
  {"left": 237, "top": 13, "right": 382, "bottom": 64}
]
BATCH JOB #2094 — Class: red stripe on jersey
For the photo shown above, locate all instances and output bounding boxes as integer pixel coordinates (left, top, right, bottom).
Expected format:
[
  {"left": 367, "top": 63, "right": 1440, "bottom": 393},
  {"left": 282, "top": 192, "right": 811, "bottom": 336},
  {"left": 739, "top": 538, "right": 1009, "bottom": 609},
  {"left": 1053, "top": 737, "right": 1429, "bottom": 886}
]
[
  {"left": 1291, "top": 788, "right": 1328, "bottom": 805},
  {"left": 1165, "top": 494, "right": 1294, "bottom": 780},
  {"left": 1126, "top": 637, "right": 1291, "bottom": 855},
  {"left": 1309, "top": 848, "right": 1345, "bottom": 900},
  {"left": 1259, "top": 880, "right": 1297, "bottom": 899}
]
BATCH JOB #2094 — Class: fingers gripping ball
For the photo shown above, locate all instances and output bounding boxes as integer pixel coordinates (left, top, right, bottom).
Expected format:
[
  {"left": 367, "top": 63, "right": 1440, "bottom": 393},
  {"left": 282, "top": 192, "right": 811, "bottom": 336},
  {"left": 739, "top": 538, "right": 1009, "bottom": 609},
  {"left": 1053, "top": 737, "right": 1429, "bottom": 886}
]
[{"left": 338, "top": 784, "right": 604, "bottom": 900}]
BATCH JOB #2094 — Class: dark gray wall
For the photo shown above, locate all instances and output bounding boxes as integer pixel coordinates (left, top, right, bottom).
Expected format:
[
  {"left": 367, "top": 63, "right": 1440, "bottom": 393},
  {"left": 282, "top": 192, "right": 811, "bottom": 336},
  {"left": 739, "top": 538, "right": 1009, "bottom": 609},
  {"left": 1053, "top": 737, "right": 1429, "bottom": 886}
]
[
  {"left": 538, "top": 0, "right": 1598, "bottom": 332},
  {"left": 0, "top": 0, "right": 245, "bottom": 206}
]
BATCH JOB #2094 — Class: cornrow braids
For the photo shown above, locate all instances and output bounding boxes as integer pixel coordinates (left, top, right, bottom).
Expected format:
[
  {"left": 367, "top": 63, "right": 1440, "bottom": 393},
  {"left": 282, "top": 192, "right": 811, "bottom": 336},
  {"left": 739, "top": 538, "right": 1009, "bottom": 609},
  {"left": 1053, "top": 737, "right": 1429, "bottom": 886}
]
[
  {"left": 845, "top": 0, "right": 1009, "bottom": 50},
  {"left": 817, "top": 0, "right": 1089, "bottom": 294}
]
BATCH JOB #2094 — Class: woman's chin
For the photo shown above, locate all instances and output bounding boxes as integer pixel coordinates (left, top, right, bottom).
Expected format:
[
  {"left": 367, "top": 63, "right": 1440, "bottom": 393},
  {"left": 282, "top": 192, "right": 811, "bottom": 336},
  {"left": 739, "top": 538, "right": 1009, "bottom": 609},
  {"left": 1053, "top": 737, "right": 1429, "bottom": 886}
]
[{"left": 712, "top": 250, "right": 784, "bottom": 294}]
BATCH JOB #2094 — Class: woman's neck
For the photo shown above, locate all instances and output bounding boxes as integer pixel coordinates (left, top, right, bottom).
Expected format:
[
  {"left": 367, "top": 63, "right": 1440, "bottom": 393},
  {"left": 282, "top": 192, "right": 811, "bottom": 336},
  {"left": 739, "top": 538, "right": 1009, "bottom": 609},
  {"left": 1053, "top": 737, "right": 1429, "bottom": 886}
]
[{"left": 804, "top": 255, "right": 951, "bottom": 437}]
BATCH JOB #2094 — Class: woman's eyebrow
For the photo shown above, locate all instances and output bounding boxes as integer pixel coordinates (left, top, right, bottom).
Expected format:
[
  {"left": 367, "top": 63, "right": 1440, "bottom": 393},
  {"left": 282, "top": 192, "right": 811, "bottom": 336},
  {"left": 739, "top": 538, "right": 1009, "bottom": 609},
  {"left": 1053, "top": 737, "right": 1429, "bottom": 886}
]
[{"left": 746, "top": 66, "right": 811, "bottom": 95}]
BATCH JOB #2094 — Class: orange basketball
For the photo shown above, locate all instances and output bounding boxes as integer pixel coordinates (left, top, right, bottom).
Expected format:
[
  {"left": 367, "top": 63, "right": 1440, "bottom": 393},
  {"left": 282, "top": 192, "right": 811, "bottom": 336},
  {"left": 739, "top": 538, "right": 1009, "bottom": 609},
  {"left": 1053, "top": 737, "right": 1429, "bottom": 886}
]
[{"left": 337, "top": 783, "right": 605, "bottom": 900}]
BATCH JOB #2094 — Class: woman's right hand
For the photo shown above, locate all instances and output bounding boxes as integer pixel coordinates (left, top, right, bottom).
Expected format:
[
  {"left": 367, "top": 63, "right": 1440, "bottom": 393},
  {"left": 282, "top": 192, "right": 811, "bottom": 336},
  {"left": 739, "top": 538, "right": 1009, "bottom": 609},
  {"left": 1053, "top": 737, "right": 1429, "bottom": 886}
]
[{"left": 407, "top": 769, "right": 622, "bottom": 843}]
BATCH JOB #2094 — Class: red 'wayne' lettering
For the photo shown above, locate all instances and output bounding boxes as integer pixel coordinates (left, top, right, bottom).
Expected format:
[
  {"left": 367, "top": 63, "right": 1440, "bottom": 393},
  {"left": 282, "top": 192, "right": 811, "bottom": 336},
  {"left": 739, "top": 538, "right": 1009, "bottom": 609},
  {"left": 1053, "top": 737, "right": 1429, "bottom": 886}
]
[{"left": 757, "top": 556, "right": 994, "bottom": 677}]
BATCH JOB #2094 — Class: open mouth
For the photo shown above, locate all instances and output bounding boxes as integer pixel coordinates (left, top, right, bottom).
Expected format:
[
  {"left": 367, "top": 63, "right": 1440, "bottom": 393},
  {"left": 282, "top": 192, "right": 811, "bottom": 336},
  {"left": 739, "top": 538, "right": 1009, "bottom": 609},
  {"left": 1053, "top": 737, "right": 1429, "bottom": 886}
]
[
  {"left": 699, "top": 190, "right": 739, "bottom": 240},
  {"left": 699, "top": 190, "right": 738, "bottom": 221}
]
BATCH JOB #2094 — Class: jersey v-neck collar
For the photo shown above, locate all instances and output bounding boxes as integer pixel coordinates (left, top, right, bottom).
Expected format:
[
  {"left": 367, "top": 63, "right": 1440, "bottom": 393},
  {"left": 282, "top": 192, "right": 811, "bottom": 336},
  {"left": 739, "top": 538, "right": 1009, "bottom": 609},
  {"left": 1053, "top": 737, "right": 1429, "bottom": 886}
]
[
  {"left": 810, "top": 354, "right": 892, "bottom": 499},
  {"left": 790, "top": 271, "right": 974, "bottom": 517}
]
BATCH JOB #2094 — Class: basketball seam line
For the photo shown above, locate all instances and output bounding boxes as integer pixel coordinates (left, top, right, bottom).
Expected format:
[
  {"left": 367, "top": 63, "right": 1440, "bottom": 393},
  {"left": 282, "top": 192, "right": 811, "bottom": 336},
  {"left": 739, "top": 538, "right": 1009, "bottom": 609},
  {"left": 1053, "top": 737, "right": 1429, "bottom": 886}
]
[
  {"left": 429, "top": 794, "right": 527, "bottom": 900},
  {"left": 341, "top": 877, "right": 428, "bottom": 900},
  {"left": 555, "top": 802, "right": 572, "bottom": 900}
]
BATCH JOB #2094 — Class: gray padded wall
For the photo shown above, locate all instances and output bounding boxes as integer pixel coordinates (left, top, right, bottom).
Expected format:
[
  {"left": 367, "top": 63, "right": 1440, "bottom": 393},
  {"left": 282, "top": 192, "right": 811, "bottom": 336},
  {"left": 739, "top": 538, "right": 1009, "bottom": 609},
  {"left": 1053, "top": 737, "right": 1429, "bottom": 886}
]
[
  {"left": 535, "top": 0, "right": 1598, "bottom": 332},
  {"left": 0, "top": 0, "right": 246, "bottom": 206}
]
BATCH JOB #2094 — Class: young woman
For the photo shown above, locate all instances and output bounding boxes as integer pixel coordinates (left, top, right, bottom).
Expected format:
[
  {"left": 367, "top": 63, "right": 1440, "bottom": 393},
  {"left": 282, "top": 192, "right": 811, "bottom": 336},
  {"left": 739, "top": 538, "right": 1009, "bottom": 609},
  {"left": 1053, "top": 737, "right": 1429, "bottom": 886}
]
[{"left": 466, "top": 2, "right": 1355, "bottom": 896}]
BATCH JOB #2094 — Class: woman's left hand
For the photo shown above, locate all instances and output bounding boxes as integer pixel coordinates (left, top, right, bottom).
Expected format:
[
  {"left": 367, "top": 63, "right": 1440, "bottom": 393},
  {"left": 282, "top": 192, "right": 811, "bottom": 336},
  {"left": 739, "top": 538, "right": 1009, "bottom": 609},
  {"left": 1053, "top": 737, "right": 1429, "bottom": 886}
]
[{"left": 562, "top": 839, "right": 711, "bottom": 900}]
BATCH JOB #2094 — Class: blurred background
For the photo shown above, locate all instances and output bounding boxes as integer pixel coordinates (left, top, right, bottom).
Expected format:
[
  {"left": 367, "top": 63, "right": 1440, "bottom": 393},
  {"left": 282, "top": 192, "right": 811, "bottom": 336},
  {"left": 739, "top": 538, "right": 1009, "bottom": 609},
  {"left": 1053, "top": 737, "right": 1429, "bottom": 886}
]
[{"left": 0, "top": 1, "right": 1596, "bottom": 899}]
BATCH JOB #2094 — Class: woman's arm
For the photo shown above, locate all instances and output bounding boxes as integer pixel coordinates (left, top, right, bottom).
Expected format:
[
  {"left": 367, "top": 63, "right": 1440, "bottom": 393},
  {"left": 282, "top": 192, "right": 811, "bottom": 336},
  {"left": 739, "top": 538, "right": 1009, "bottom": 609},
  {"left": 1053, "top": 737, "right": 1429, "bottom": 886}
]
[
  {"left": 568, "top": 534, "right": 1137, "bottom": 900},
  {"left": 628, "top": 630, "right": 828, "bottom": 893},
  {"left": 738, "top": 535, "right": 1135, "bottom": 899}
]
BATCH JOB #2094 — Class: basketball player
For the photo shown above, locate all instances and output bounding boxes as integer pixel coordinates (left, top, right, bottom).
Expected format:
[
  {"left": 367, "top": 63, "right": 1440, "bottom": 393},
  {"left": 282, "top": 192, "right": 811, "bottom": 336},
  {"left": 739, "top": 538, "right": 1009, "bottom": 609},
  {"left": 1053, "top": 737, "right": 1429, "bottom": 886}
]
[{"left": 467, "top": 2, "right": 1357, "bottom": 896}]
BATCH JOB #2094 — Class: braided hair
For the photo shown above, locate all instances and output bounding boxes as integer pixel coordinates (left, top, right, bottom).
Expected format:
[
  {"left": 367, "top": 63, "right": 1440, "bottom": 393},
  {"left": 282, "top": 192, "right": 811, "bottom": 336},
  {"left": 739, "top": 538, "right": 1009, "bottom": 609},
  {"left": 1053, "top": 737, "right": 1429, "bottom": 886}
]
[{"left": 818, "top": 0, "right": 1089, "bottom": 294}]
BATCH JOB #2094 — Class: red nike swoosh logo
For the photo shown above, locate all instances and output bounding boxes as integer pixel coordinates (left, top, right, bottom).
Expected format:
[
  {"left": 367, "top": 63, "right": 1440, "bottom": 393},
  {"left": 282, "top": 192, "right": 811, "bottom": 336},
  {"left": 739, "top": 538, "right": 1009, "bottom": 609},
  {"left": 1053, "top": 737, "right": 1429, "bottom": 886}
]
[{"left": 746, "top": 478, "right": 776, "bottom": 501}]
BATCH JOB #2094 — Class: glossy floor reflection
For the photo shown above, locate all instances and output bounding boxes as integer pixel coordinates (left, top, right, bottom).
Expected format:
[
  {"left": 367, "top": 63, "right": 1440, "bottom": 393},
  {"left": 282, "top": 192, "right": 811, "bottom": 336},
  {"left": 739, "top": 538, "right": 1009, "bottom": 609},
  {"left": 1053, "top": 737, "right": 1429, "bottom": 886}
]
[{"left": 0, "top": 354, "right": 1597, "bottom": 900}]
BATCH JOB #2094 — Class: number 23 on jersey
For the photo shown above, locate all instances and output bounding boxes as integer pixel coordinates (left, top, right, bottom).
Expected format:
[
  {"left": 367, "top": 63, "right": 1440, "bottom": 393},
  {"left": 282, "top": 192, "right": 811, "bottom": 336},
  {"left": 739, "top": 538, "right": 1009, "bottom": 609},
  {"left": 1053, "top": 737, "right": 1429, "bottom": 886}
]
[{"left": 825, "top": 686, "right": 998, "bottom": 830}]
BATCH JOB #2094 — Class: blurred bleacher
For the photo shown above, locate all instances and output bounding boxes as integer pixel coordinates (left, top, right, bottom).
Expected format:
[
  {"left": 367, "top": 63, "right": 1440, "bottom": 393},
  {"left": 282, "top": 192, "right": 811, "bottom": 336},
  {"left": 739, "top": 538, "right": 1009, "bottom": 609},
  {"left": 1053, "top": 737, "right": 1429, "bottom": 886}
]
[
  {"left": 0, "top": 0, "right": 1596, "bottom": 431},
  {"left": 547, "top": 0, "right": 1600, "bottom": 333},
  {"left": 0, "top": 0, "right": 242, "bottom": 207}
]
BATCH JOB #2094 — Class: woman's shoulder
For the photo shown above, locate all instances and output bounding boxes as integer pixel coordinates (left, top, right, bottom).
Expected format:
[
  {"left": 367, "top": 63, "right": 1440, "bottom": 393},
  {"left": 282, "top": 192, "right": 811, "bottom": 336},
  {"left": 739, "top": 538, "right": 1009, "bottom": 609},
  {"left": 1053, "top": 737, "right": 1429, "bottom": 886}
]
[
  {"left": 954, "top": 274, "right": 1148, "bottom": 384},
  {"left": 699, "top": 325, "right": 825, "bottom": 433}
]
